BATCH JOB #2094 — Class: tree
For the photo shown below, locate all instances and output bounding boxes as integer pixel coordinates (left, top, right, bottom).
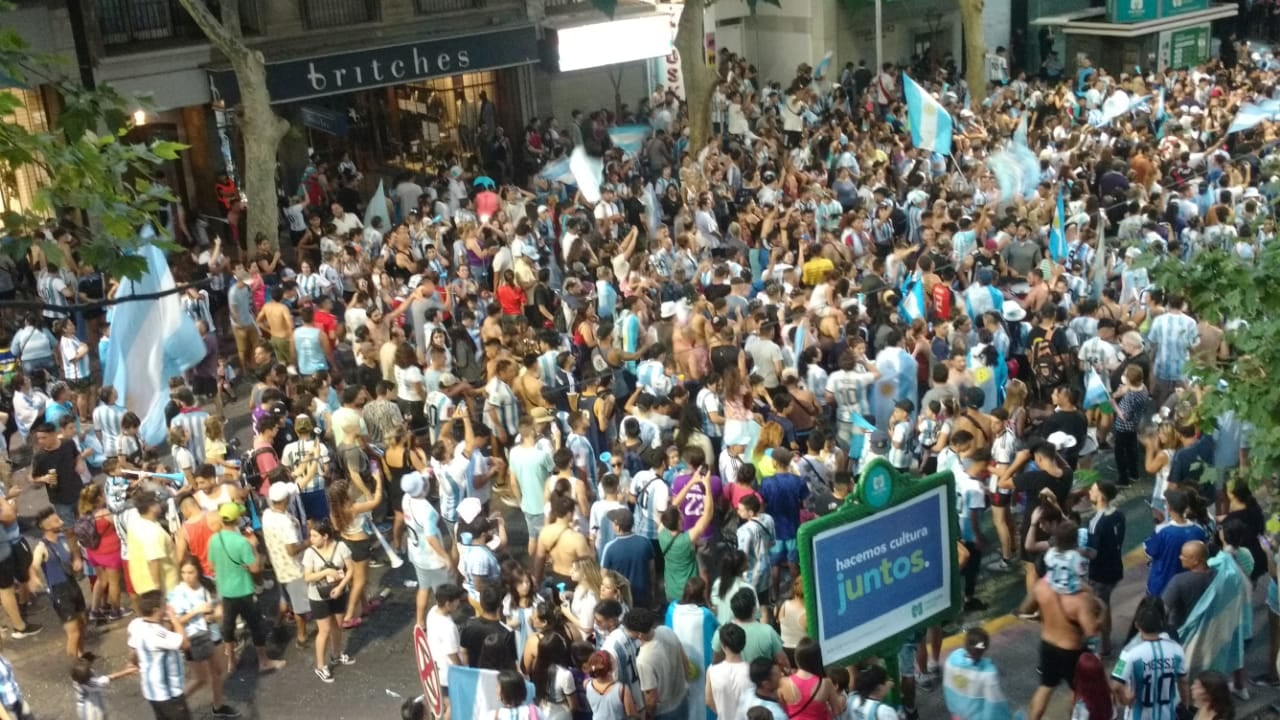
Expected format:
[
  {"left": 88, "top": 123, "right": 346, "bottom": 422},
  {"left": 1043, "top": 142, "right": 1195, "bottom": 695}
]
[
  {"left": 959, "top": 0, "right": 986, "bottom": 105},
  {"left": 674, "top": 1, "right": 717, "bottom": 151},
  {"left": 1148, "top": 248, "right": 1279, "bottom": 487},
  {"left": 0, "top": 1, "right": 184, "bottom": 280},
  {"left": 175, "top": 0, "right": 289, "bottom": 251}
]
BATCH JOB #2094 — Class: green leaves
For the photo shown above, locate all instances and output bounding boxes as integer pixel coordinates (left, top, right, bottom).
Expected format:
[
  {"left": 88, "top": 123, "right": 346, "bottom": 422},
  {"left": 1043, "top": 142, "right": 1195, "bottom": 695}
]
[
  {"left": 1149, "top": 248, "right": 1280, "bottom": 488},
  {"left": 0, "top": 6, "right": 184, "bottom": 280}
]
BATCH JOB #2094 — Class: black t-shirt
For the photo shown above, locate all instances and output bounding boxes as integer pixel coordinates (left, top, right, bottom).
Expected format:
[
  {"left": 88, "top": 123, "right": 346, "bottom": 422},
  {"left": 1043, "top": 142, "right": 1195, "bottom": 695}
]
[
  {"left": 710, "top": 345, "right": 741, "bottom": 375},
  {"left": 1086, "top": 508, "right": 1126, "bottom": 585},
  {"left": 1040, "top": 409, "right": 1088, "bottom": 467},
  {"left": 354, "top": 364, "right": 382, "bottom": 397},
  {"left": 459, "top": 617, "right": 517, "bottom": 668},
  {"left": 1015, "top": 466, "right": 1074, "bottom": 561},
  {"left": 32, "top": 439, "right": 83, "bottom": 506},
  {"left": 1110, "top": 351, "right": 1152, "bottom": 392}
]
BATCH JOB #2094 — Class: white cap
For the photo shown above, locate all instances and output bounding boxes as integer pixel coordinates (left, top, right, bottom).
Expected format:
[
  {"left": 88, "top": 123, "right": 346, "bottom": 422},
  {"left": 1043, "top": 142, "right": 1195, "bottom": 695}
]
[{"left": 267, "top": 482, "right": 293, "bottom": 504}]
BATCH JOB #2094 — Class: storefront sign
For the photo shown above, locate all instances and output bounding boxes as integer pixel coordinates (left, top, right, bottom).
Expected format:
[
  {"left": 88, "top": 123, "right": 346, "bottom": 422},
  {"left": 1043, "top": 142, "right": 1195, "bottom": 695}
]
[
  {"left": 1163, "top": 24, "right": 1210, "bottom": 68},
  {"left": 1106, "top": 0, "right": 1157, "bottom": 23},
  {"left": 299, "top": 105, "right": 349, "bottom": 136},
  {"left": 1161, "top": 0, "right": 1209, "bottom": 17},
  {"left": 209, "top": 26, "right": 539, "bottom": 106},
  {"left": 798, "top": 463, "right": 959, "bottom": 666},
  {"left": 650, "top": 3, "right": 685, "bottom": 100}
]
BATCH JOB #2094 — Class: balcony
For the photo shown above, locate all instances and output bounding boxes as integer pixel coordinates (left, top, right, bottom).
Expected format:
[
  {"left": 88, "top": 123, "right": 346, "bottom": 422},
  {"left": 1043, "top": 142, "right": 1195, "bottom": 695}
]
[
  {"left": 301, "top": 0, "right": 379, "bottom": 29},
  {"left": 416, "top": 0, "right": 482, "bottom": 13},
  {"left": 97, "top": 0, "right": 261, "bottom": 51}
]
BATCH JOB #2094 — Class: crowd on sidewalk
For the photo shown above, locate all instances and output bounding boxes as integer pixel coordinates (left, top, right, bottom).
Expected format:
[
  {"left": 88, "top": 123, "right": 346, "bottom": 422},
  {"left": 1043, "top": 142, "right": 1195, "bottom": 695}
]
[{"left": 4, "top": 22, "right": 1280, "bottom": 720}]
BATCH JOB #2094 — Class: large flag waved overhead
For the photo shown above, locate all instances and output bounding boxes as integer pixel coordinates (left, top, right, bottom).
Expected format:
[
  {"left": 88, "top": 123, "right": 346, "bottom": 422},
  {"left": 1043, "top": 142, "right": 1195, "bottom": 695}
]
[
  {"left": 903, "top": 74, "right": 953, "bottom": 155},
  {"left": 101, "top": 227, "right": 205, "bottom": 447}
]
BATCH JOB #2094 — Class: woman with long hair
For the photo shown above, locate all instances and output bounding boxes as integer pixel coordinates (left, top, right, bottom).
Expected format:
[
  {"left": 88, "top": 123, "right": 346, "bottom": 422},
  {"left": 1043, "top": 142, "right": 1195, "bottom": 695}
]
[
  {"left": 301, "top": 521, "right": 356, "bottom": 683},
  {"left": 496, "top": 269, "right": 527, "bottom": 317},
  {"left": 665, "top": 576, "right": 718, "bottom": 718},
  {"left": 522, "top": 600, "right": 575, "bottom": 677},
  {"left": 168, "top": 556, "right": 235, "bottom": 714},
  {"left": 1142, "top": 421, "right": 1180, "bottom": 524},
  {"left": 584, "top": 651, "right": 637, "bottom": 719},
  {"left": 779, "top": 637, "right": 845, "bottom": 720},
  {"left": 750, "top": 422, "right": 785, "bottom": 479},
  {"left": 673, "top": 402, "right": 715, "bottom": 461},
  {"left": 848, "top": 663, "right": 897, "bottom": 719},
  {"left": 78, "top": 484, "right": 126, "bottom": 621},
  {"left": 327, "top": 475, "right": 384, "bottom": 629},
  {"left": 503, "top": 563, "right": 541, "bottom": 663},
  {"left": 1223, "top": 479, "right": 1267, "bottom": 582},
  {"left": 392, "top": 342, "right": 427, "bottom": 432},
  {"left": 777, "top": 576, "right": 807, "bottom": 666},
  {"left": 561, "top": 558, "right": 601, "bottom": 637},
  {"left": 1070, "top": 651, "right": 1114, "bottom": 720},
  {"left": 600, "top": 570, "right": 633, "bottom": 610},
  {"left": 710, "top": 549, "right": 756, "bottom": 625},
  {"left": 382, "top": 426, "right": 426, "bottom": 553},
  {"left": 530, "top": 629, "right": 578, "bottom": 720},
  {"left": 1192, "top": 670, "right": 1235, "bottom": 720}
]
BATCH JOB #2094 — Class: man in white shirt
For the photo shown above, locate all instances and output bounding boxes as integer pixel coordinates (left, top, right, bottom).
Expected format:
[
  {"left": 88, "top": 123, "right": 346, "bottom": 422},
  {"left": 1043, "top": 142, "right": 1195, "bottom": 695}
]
[
  {"left": 330, "top": 202, "right": 363, "bottom": 237},
  {"left": 594, "top": 187, "right": 623, "bottom": 241},
  {"left": 426, "top": 584, "right": 465, "bottom": 709}
]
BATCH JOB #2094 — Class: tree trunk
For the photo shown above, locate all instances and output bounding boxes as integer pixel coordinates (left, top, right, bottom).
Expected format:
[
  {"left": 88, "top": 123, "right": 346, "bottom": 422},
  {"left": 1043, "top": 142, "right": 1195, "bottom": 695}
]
[
  {"left": 175, "top": 0, "right": 290, "bottom": 249},
  {"left": 960, "top": 0, "right": 986, "bottom": 105},
  {"left": 676, "top": 2, "right": 715, "bottom": 152}
]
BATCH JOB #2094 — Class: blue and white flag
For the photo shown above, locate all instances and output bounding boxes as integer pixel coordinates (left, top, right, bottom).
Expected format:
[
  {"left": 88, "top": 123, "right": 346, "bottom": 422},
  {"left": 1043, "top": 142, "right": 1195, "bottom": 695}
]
[
  {"left": 569, "top": 145, "right": 605, "bottom": 204},
  {"left": 1227, "top": 102, "right": 1279, "bottom": 134},
  {"left": 447, "top": 666, "right": 535, "bottom": 720},
  {"left": 363, "top": 179, "right": 390, "bottom": 230},
  {"left": 1049, "top": 185, "right": 1067, "bottom": 263},
  {"left": 537, "top": 156, "right": 575, "bottom": 185},
  {"left": 899, "top": 275, "right": 927, "bottom": 324},
  {"left": 814, "top": 50, "right": 834, "bottom": 79},
  {"left": 666, "top": 603, "right": 719, "bottom": 720},
  {"left": 101, "top": 229, "right": 205, "bottom": 448},
  {"left": 1094, "top": 92, "right": 1151, "bottom": 127},
  {"left": 1179, "top": 552, "right": 1247, "bottom": 675},
  {"left": 903, "top": 74, "right": 953, "bottom": 155},
  {"left": 607, "top": 125, "right": 650, "bottom": 159},
  {"left": 1013, "top": 113, "right": 1029, "bottom": 147},
  {"left": 943, "top": 648, "right": 1015, "bottom": 720}
]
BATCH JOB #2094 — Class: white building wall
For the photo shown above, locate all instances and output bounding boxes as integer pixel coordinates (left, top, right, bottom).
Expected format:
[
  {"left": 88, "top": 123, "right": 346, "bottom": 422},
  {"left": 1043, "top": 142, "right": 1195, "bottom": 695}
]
[
  {"left": 836, "top": 2, "right": 964, "bottom": 71},
  {"left": 539, "top": 60, "right": 652, "bottom": 122},
  {"left": 983, "top": 0, "right": 1013, "bottom": 56}
]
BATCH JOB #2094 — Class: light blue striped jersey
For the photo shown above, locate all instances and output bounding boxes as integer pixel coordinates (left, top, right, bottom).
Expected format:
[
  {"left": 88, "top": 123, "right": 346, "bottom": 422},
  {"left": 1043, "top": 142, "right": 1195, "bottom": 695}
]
[
  {"left": 126, "top": 618, "right": 186, "bottom": 702},
  {"left": 170, "top": 410, "right": 210, "bottom": 466},
  {"left": 37, "top": 271, "right": 70, "bottom": 319},
  {"left": 93, "top": 403, "right": 126, "bottom": 457},
  {"left": 1111, "top": 636, "right": 1186, "bottom": 720}
]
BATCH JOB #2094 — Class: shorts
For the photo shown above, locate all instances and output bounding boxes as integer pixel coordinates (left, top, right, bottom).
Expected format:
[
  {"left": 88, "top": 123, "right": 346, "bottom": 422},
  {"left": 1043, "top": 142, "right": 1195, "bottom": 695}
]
[
  {"left": 1038, "top": 640, "right": 1083, "bottom": 688},
  {"left": 754, "top": 585, "right": 774, "bottom": 609},
  {"left": 0, "top": 540, "right": 32, "bottom": 589},
  {"left": 269, "top": 336, "right": 295, "bottom": 365},
  {"left": 50, "top": 581, "right": 87, "bottom": 623},
  {"left": 991, "top": 490, "right": 1013, "bottom": 508},
  {"left": 185, "top": 631, "right": 221, "bottom": 662},
  {"left": 415, "top": 565, "right": 451, "bottom": 594},
  {"left": 1096, "top": 401, "right": 1114, "bottom": 416},
  {"left": 770, "top": 538, "right": 799, "bottom": 565},
  {"left": 66, "top": 377, "right": 92, "bottom": 393},
  {"left": 283, "top": 579, "right": 312, "bottom": 616},
  {"left": 524, "top": 512, "right": 546, "bottom": 539},
  {"left": 346, "top": 536, "right": 373, "bottom": 563},
  {"left": 148, "top": 695, "right": 192, "bottom": 720},
  {"left": 309, "top": 593, "right": 348, "bottom": 621},
  {"left": 1088, "top": 579, "right": 1115, "bottom": 605},
  {"left": 232, "top": 325, "right": 260, "bottom": 361}
]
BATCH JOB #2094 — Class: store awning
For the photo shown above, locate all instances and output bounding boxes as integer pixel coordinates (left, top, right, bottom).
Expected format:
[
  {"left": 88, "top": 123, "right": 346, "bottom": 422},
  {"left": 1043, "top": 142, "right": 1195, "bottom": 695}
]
[{"left": 1033, "top": 4, "right": 1236, "bottom": 36}]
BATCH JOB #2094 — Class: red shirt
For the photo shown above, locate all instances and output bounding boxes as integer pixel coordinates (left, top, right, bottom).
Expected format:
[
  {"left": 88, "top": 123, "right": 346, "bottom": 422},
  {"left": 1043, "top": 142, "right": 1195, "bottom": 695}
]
[
  {"left": 496, "top": 284, "right": 526, "bottom": 315},
  {"left": 314, "top": 309, "right": 338, "bottom": 341}
]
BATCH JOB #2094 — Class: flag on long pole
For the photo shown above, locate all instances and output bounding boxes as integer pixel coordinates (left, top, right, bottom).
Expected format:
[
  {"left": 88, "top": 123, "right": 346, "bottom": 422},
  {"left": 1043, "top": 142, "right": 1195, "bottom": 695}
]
[{"left": 101, "top": 227, "right": 205, "bottom": 447}]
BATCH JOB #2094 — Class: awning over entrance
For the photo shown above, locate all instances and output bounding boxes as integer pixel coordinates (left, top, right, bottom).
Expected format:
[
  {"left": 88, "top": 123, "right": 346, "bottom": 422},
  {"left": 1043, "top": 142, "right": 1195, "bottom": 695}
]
[
  {"left": 1032, "top": 4, "right": 1236, "bottom": 36},
  {"left": 208, "top": 24, "right": 540, "bottom": 106}
]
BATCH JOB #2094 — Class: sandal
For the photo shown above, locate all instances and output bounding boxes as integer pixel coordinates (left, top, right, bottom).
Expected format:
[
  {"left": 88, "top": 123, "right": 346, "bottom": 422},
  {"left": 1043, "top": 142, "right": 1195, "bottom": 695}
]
[{"left": 340, "top": 617, "right": 363, "bottom": 629}]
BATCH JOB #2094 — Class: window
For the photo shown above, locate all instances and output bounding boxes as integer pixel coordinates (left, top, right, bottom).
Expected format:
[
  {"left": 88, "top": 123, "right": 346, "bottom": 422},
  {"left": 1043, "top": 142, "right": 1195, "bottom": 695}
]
[
  {"left": 0, "top": 87, "right": 51, "bottom": 216},
  {"left": 303, "top": 0, "right": 379, "bottom": 29},
  {"left": 416, "top": 0, "right": 479, "bottom": 13}
]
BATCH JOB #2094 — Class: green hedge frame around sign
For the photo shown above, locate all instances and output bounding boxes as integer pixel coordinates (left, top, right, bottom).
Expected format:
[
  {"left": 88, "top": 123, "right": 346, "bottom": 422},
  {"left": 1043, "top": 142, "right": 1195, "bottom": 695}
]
[{"left": 796, "top": 458, "right": 963, "bottom": 669}]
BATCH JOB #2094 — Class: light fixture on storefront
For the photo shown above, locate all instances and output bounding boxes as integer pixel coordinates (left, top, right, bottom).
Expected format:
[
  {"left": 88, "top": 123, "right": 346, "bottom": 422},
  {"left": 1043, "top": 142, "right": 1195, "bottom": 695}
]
[{"left": 132, "top": 109, "right": 147, "bottom": 126}]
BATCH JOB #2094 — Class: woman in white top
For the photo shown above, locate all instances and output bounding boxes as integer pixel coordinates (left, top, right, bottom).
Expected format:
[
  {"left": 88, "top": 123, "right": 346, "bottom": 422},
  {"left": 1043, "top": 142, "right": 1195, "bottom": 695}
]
[
  {"left": 327, "top": 472, "right": 384, "bottom": 630},
  {"left": 530, "top": 630, "right": 578, "bottom": 720},
  {"left": 168, "top": 426, "right": 196, "bottom": 486},
  {"left": 393, "top": 342, "right": 427, "bottom": 431},
  {"left": 301, "top": 521, "right": 356, "bottom": 683},
  {"left": 168, "top": 557, "right": 231, "bottom": 711},
  {"left": 560, "top": 558, "right": 601, "bottom": 637},
  {"left": 1142, "top": 421, "right": 1179, "bottom": 523}
]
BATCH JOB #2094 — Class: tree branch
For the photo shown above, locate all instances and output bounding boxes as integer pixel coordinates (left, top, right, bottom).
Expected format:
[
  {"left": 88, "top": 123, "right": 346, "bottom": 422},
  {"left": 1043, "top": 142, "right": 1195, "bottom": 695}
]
[{"left": 174, "top": 0, "right": 247, "bottom": 57}]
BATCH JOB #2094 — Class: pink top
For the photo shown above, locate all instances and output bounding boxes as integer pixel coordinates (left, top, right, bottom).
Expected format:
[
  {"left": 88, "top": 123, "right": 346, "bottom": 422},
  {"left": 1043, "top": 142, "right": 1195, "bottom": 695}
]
[
  {"left": 783, "top": 672, "right": 831, "bottom": 720},
  {"left": 475, "top": 190, "right": 500, "bottom": 220}
]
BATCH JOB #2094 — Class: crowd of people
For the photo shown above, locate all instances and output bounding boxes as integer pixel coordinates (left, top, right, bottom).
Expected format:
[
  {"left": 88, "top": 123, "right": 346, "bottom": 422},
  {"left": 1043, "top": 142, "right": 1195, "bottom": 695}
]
[{"left": 2, "top": 21, "right": 1280, "bottom": 720}]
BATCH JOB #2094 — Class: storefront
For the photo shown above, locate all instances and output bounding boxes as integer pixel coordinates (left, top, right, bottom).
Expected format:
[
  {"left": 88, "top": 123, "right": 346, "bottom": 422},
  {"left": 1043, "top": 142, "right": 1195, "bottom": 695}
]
[
  {"left": 208, "top": 25, "right": 541, "bottom": 177},
  {"left": 0, "top": 83, "right": 57, "bottom": 216},
  {"left": 1035, "top": 1, "right": 1235, "bottom": 74}
]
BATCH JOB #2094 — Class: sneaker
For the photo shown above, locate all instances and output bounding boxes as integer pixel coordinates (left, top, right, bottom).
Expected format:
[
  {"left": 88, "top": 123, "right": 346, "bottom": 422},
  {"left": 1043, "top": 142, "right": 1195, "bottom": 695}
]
[
  {"left": 330, "top": 653, "right": 356, "bottom": 666},
  {"left": 10, "top": 624, "right": 42, "bottom": 639},
  {"left": 1253, "top": 674, "right": 1280, "bottom": 687},
  {"left": 369, "top": 559, "right": 387, "bottom": 568},
  {"left": 916, "top": 673, "right": 937, "bottom": 691},
  {"left": 1017, "top": 610, "right": 1041, "bottom": 621},
  {"left": 315, "top": 667, "right": 334, "bottom": 684},
  {"left": 1232, "top": 686, "right": 1250, "bottom": 702},
  {"left": 211, "top": 705, "right": 242, "bottom": 718},
  {"left": 109, "top": 607, "right": 133, "bottom": 621}
]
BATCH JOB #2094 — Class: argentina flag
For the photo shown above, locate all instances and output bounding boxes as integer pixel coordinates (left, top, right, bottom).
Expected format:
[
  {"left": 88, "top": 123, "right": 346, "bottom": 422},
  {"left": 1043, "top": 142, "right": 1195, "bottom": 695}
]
[
  {"left": 903, "top": 74, "right": 953, "bottom": 155},
  {"left": 537, "top": 156, "right": 576, "bottom": 186},
  {"left": 607, "top": 125, "right": 650, "bottom": 158},
  {"left": 101, "top": 227, "right": 205, "bottom": 447},
  {"left": 898, "top": 275, "right": 927, "bottom": 324},
  {"left": 447, "top": 666, "right": 534, "bottom": 720},
  {"left": 943, "top": 648, "right": 1016, "bottom": 720},
  {"left": 1049, "top": 185, "right": 1067, "bottom": 263}
]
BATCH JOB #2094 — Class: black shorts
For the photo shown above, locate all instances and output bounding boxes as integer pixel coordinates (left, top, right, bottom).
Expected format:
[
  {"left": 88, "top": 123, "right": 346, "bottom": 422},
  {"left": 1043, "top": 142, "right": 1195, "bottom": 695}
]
[
  {"left": 0, "top": 541, "right": 32, "bottom": 589},
  {"left": 310, "top": 593, "right": 348, "bottom": 621},
  {"left": 991, "top": 489, "right": 1013, "bottom": 508},
  {"left": 184, "top": 632, "right": 221, "bottom": 662},
  {"left": 149, "top": 695, "right": 192, "bottom": 720},
  {"left": 1038, "top": 640, "right": 1083, "bottom": 688},
  {"left": 346, "top": 537, "right": 373, "bottom": 563},
  {"left": 50, "top": 581, "right": 86, "bottom": 623}
]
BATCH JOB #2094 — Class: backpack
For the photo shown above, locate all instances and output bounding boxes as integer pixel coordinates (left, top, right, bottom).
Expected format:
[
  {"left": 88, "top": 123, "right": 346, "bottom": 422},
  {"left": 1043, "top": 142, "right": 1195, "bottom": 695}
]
[
  {"left": 239, "top": 446, "right": 274, "bottom": 496},
  {"left": 72, "top": 514, "right": 101, "bottom": 551},
  {"left": 1030, "top": 333, "right": 1065, "bottom": 390}
]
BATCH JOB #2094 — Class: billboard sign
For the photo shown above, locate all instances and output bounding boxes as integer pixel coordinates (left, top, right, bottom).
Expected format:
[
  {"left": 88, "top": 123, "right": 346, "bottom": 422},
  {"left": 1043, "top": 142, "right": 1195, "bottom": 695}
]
[{"left": 799, "top": 460, "right": 959, "bottom": 665}]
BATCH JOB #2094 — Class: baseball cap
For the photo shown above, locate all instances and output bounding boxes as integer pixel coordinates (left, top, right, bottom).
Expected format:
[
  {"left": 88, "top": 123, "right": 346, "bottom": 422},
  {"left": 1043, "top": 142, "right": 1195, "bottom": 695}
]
[
  {"left": 218, "top": 502, "right": 244, "bottom": 522},
  {"left": 267, "top": 483, "right": 292, "bottom": 504},
  {"left": 400, "top": 471, "right": 426, "bottom": 498}
]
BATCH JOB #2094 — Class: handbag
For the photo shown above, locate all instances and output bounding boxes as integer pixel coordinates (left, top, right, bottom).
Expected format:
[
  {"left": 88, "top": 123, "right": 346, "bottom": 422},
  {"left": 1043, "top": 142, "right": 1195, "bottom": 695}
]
[{"left": 187, "top": 631, "right": 217, "bottom": 662}]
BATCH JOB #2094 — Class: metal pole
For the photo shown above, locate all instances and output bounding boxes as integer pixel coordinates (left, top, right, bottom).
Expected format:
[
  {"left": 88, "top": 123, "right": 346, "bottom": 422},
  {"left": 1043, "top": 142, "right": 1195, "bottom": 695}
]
[{"left": 875, "top": 0, "right": 884, "bottom": 72}]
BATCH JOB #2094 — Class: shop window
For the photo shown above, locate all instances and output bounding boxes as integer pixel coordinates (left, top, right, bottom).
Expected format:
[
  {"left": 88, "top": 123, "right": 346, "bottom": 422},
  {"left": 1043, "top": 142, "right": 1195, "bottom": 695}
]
[
  {"left": 0, "top": 87, "right": 51, "bottom": 216},
  {"left": 302, "top": 0, "right": 380, "bottom": 29},
  {"left": 392, "top": 71, "right": 499, "bottom": 169},
  {"left": 416, "top": 0, "right": 481, "bottom": 12}
]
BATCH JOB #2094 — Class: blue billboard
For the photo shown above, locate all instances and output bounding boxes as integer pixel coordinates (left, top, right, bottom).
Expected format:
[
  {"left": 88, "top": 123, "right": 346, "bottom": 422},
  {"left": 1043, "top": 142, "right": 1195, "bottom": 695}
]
[{"left": 803, "top": 479, "right": 957, "bottom": 664}]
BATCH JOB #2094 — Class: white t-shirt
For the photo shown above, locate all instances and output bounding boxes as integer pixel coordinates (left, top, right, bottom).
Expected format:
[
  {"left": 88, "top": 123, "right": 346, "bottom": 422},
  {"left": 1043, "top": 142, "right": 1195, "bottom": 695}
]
[
  {"left": 395, "top": 365, "right": 426, "bottom": 402},
  {"left": 403, "top": 495, "right": 449, "bottom": 570},
  {"left": 301, "top": 541, "right": 351, "bottom": 602},
  {"left": 261, "top": 508, "right": 305, "bottom": 584},
  {"left": 332, "top": 213, "right": 363, "bottom": 237},
  {"left": 426, "top": 605, "right": 460, "bottom": 687},
  {"left": 707, "top": 660, "right": 753, "bottom": 720}
]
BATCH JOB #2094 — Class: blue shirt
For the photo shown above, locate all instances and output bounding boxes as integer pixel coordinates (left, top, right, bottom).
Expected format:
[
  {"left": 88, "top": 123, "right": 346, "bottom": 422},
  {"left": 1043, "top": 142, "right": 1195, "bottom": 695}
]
[
  {"left": 758, "top": 473, "right": 808, "bottom": 541},
  {"left": 601, "top": 533, "right": 655, "bottom": 606},
  {"left": 1143, "top": 522, "right": 1208, "bottom": 596}
]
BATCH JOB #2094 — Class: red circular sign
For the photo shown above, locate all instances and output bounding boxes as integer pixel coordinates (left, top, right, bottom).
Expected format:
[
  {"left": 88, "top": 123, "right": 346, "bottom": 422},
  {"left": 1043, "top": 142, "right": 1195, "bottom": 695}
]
[{"left": 413, "top": 625, "right": 444, "bottom": 717}]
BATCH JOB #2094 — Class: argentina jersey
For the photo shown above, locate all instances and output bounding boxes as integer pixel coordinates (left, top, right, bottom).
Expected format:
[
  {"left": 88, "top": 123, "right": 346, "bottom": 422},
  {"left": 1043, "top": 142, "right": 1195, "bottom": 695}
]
[{"left": 1112, "top": 636, "right": 1186, "bottom": 720}]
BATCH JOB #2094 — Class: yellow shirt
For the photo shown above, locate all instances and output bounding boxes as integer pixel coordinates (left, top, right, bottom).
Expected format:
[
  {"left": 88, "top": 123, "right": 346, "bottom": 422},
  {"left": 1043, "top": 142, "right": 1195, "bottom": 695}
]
[
  {"left": 127, "top": 516, "right": 178, "bottom": 595},
  {"left": 801, "top": 257, "right": 835, "bottom": 286}
]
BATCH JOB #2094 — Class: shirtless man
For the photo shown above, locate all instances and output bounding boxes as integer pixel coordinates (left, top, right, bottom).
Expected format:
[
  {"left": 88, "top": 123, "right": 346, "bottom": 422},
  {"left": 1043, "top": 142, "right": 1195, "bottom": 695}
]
[
  {"left": 533, "top": 495, "right": 592, "bottom": 588},
  {"left": 1029, "top": 575, "right": 1101, "bottom": 720},
  {"left": 256, "top": 286, "right": 295, "bottom": 366}
]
